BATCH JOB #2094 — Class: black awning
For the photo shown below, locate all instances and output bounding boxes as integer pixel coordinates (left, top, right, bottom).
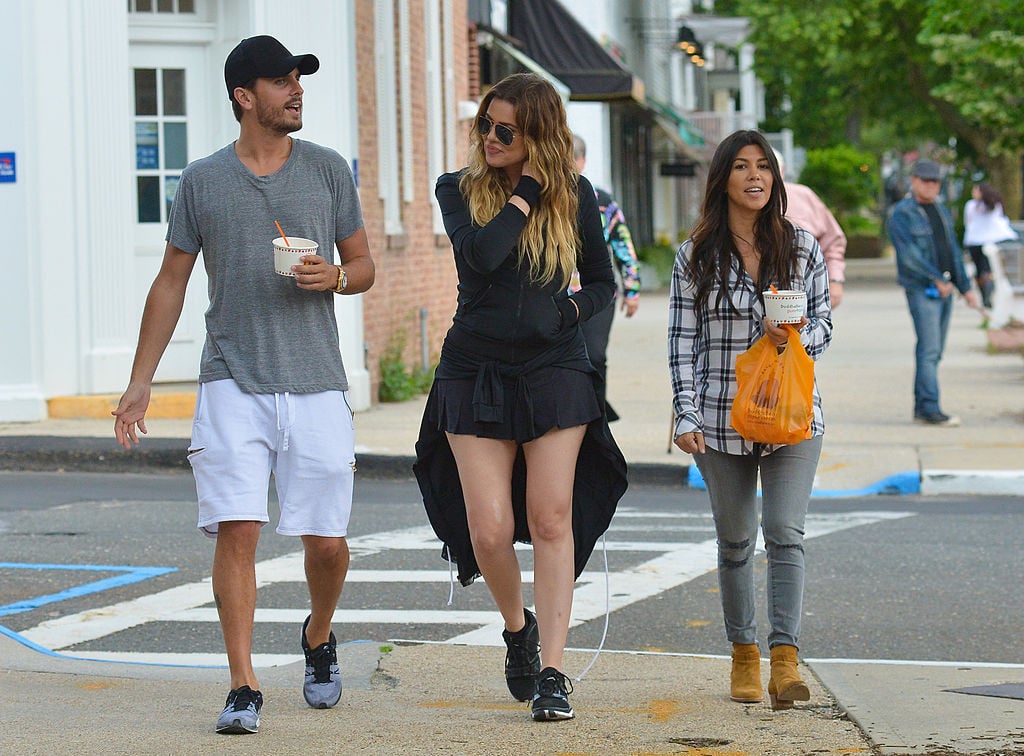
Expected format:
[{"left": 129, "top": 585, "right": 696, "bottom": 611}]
[{"left": 507, "top": 0, "right": 643, "bottom": 102}]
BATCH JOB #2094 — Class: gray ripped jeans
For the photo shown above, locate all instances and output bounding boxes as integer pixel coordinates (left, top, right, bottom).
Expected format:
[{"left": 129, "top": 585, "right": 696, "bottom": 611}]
[{"left": 694, "top": 435, "right": 822, "bottom": 649}]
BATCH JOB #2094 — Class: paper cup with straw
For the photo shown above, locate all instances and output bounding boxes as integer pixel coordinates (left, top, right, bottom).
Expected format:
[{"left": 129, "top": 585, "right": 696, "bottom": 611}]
[
  {"left": 273, "top": 236, "right": 318, "bottom": 276},
  {"left": 272, "top": 221, "right": 318, "bottom": 276}
]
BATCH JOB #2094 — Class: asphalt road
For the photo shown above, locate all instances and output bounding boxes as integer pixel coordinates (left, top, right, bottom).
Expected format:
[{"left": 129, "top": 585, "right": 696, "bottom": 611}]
[{"left": 2, "top": 471, "right": 1021, "bottom": 667}]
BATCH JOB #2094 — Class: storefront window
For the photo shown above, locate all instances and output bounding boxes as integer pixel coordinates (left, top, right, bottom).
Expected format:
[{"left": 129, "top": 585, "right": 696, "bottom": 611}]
[{"left": 132, "top": 67, "right": 187, "bottom": 223}]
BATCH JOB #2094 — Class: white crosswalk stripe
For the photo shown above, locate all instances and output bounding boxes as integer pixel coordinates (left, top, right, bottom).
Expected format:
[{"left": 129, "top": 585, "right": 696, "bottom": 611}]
[{"left": 18, "top": 509, "right": 913, "bottom": 666}]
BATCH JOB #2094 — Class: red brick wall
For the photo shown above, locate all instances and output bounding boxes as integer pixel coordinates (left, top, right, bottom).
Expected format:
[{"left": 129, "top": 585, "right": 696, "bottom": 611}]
[{"left": 356, "top": 0, "right": 470, "bottom": 403}]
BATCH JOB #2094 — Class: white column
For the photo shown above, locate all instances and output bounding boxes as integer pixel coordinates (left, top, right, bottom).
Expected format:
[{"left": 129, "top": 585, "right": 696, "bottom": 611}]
[
  {"left": 0, "top": 0, "right": 45, "bottom": 420},
  {"left": 69, "top": 0, "right": 136, "bottom": 392},
  {"left": 739, "top": 43, "right": 757, "bottom": 118}
]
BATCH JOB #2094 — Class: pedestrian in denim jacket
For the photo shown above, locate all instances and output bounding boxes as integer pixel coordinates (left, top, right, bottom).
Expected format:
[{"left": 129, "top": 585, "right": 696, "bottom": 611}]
[{"left": 887, "top": 159, "right": 978, "bottom": 426}]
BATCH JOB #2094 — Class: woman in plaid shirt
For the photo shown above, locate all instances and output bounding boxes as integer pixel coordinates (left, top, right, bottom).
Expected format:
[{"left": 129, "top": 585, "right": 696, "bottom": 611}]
[{"left": 668, "top": 130, "right": 832, "bottom": 710}]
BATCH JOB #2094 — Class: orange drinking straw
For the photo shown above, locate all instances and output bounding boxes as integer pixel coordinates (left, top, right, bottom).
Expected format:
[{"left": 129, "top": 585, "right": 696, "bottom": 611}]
[
  {"left": 770, "top": 284, "right": 779, "bottom": 293},
  {"left": 274, "top": 220, "right": 290, "bottom": 247}
]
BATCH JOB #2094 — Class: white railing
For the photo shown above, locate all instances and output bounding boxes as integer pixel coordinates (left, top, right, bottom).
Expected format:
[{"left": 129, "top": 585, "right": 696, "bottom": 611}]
[{"left": 686, "top": 111, "right": 759, "bottom": 148}]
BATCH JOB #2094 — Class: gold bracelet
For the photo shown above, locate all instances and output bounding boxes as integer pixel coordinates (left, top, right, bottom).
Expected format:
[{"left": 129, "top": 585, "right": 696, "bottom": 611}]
[{"left": 334, "top": 265, "right": 347, "bottom": 293}]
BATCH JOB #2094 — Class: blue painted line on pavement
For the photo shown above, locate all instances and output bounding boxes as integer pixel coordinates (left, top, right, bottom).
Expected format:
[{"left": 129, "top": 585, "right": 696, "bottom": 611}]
[
  {"left": 687, "top": 465, "right": 706, "bottom": 490},
  {"left": 811, "top": 470, "right": 921, "bottom": 498},
  {"left": 0, "top": 561, "right": 378, "bottom": 669},
  {"left": 0, "top": 562, "right": 177, "bottom": 618},
  {"left": 0, "top": 622, "right": 227, "bottom": 667},
  {"left": 686, "top": 465, "right": 921, "bottom": 497}
]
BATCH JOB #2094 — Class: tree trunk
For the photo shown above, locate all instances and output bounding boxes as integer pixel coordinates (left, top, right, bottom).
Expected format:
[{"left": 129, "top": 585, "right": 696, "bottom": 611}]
[
  {"left": 908, "top": 59, "right": 1024, "bottom": 220},
  {"left": 984, "top": 154, "right": 1023, "bottom": 220},
  {"left": 844, "top": 110, "right": 861, "bottom": 145}
]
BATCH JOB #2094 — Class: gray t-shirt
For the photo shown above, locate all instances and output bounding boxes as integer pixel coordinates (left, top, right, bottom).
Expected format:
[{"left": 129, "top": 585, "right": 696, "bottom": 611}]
[{"left": 167, "top": 139, "right": 364, "bottom": 394}]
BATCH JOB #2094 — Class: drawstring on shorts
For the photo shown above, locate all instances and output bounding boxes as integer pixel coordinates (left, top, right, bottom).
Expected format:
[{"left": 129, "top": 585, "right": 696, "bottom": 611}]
[{"left": 274, "top": 391, "right": 293, "bottom": 452}]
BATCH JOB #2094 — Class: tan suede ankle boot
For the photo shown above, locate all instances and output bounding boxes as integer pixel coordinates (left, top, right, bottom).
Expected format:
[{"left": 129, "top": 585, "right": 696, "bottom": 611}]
[
  {"left": 768, "top": 644, "right": 810, "bottom": 710},
  {"left": 730, "top": 643, "right": 763, "bottom": 702}
]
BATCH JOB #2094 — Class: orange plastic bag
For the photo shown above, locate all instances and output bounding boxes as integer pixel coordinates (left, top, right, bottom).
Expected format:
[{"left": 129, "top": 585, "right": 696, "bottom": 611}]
[{"left": 730, "top": 326, "right": 814, "bottom": 445}]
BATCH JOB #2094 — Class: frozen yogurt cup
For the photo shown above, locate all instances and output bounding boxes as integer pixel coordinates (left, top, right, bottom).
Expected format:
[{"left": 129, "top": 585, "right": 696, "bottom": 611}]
[
  {"left": 763, "top": 289, "right": 806, "bottom": 325},
  {"left": 273, "top": 236, "right": 319, "bottom": 276}
]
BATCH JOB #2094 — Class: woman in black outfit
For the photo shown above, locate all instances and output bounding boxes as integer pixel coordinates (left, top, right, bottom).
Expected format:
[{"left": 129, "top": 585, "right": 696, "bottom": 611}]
[{"left": 414, "top": 73, "right": 627, "bottom": 722}]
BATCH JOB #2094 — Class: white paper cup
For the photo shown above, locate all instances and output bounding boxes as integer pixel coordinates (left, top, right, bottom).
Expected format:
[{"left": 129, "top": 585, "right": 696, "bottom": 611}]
[
  {"left": 763, "top": 289, "right": 807, "bottom": 324},
  {"left": 273, "top": 236, "right": 319, "bottom": 276}
]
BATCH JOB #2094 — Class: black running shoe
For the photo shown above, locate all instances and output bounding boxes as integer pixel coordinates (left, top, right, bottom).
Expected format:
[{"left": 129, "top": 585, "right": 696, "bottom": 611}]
[
  {"left": 502, "top": 608, "right": 540, "bottom": 701},
  {"left": 215, "top": 685, "right": 262, "bottom": 734},
  {"left": 914, "top": 411, "right": 960, "bottom": 427},
  {"left": 301, "top": 615, "right": 342, "bottom": 709},
  {"left": 532, "top": 667, "right": 574, "bottom": 721}
]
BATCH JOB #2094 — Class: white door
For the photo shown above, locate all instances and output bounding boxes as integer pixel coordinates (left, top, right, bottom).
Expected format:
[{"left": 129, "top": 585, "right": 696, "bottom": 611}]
[{"left": 129, "top": 44, "right": 210, "bottom": 381}]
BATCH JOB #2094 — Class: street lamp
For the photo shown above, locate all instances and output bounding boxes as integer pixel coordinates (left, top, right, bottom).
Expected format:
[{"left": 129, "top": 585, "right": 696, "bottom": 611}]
[
  {"left": 676, "top": 25, "right": 705, "bottom": 66},
  {"left": 689, "top": 42, "right": 705, "bottom": 67},
  {"left": 676, "top": 25, "right": 698, "bottom": 54}
]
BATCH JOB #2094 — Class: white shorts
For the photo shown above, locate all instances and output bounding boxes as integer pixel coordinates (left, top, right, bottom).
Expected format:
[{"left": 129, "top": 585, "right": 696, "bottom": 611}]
[{"left": 187, "top": 378, "right": 355, "bottom": 539}]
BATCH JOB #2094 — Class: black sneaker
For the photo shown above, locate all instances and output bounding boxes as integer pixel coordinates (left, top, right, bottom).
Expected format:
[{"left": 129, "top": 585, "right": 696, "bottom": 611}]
[
  {"left": 301, "top": 615, "right": 342, "bottom": 709},
  {"left": 502, "top": 608, "right": 540, "bottom": 701},
  {"left": 215, "top": 685, "right": 262, "bottom": 734},
  {"left": 914, "top": 411, "right": 961, "bottom": 427},
  {"left": 532, "top": 667, "right": 575, "bottom": 721}
]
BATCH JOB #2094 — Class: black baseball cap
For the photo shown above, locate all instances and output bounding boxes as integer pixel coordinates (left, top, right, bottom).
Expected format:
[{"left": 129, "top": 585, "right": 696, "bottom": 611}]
[{"left": 224, "top": 35, "right": 320, "bottom": 99}]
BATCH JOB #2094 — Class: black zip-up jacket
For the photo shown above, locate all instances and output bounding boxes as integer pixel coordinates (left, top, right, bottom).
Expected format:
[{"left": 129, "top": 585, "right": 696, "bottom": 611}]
[{"left": 435, "top": 170, "right": 615, "bottom": 357}]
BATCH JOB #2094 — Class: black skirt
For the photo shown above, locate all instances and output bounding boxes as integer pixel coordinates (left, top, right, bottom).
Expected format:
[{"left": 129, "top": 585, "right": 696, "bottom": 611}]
[
  {"left": 431, "top": 365, "right": 601, "bottom": 443},
  {"left": 414, "top": 365, "right": 628, "bottom": 586}
]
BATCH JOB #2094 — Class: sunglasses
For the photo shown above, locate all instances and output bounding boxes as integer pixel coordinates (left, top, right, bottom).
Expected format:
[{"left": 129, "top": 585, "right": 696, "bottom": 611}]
[{"left": 477, "top": 115, "right": 517, "bottom": 146}]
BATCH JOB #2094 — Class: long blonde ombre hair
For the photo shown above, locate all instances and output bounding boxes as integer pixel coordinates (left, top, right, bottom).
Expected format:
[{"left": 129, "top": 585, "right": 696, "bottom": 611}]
[{"left": 460, "top": 74, "right": 579, "bottom": 288}]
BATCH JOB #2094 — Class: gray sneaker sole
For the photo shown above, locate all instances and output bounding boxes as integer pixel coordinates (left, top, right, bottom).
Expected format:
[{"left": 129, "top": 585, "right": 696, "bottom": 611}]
[
  {"left": 531, "top": 706, "right": 575, "bottom": 721},
  {"left": 215, "top": 718, "right": 259, "bottom": 734},
  {"left": 303, "top": 684, "right": 342, "bottom": 709}
]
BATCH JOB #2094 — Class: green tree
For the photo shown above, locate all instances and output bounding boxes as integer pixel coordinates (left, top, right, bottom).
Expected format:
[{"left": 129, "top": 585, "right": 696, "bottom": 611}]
[
  {"left": 798, "top": 145, "right": 879, "bottom": 230},
  {"left": 920, "top": 1, "right": 1024, "bottom": 216},
  {"left": 716, "top": 0, "right": 1024, "bottom": 216}
]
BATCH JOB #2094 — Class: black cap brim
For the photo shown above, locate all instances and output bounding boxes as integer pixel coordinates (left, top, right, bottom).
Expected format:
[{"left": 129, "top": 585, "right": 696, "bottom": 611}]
[{"left": 266, "top": 53, "right": 320, "bottom": 79}]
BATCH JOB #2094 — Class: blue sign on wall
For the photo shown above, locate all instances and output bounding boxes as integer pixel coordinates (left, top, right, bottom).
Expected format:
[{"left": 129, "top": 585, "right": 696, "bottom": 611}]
[{"left": 0, "top": 153, "right": 15, "bottom": 183}]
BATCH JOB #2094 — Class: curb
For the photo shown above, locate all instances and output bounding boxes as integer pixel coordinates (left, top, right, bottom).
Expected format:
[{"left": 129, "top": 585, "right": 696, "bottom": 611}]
[
  {"left": 689, "top": 463, "right": 1024, "bottom": 498},
  {"left": 0, "top": 438, "right": 691, "bottom": 486},
  {"left": 0, "top": 439, "right": 420, "bottom": 480},
  {"left": 922, "top": 469, "right": 1024, "bottom": 496},
  {"left": 0, "top": 436, "right": 191, "bottom": 473},
  {"left": 3, "top": 438, "right": 1021, "bottom": 496}
]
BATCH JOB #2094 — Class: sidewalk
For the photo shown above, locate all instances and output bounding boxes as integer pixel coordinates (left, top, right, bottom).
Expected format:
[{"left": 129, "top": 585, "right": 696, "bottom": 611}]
[
  {"left": 3, "top": 257, "right": 1022, "bottom": 495},
  {"left": 1, "top": 257, "right": 1023, "bottom": 754}
]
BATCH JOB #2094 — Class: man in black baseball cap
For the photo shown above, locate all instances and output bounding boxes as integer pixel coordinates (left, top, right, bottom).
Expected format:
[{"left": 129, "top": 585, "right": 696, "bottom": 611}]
[
  {"left": 224, "top": 35, "right": 319, "bottom": 100},
  {"left": 115, "top": 29, "right": 374, "bottom": 737}
]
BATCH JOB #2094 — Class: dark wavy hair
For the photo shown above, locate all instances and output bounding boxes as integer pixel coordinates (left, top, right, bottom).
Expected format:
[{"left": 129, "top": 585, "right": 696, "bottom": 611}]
[
  {"left": 976, "top": 182, "right": 1003, "bottom": 212},
  {"left": 685, "top": 130, "right": 797, "bottom": 314}
]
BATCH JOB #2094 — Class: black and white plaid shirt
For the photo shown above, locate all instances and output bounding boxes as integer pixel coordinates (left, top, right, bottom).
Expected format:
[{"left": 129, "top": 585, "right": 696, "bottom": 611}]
[{"left": 668, "top": 228, "right": 832, "bottom": 455}]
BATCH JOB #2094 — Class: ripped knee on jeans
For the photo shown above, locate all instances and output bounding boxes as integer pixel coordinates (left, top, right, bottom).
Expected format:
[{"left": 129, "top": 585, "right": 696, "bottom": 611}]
[
  {"left": 768, "top": 542, "right": 804, "bottom": 554},
  {"left": 766, "top": 542, "right": 805, "bottom": 563},
  {"left": 187, "top": 447, "right": 205, "bottom": 456},
  {"left": 719, "top": 537, "right": 752, "bottom": 569}
]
